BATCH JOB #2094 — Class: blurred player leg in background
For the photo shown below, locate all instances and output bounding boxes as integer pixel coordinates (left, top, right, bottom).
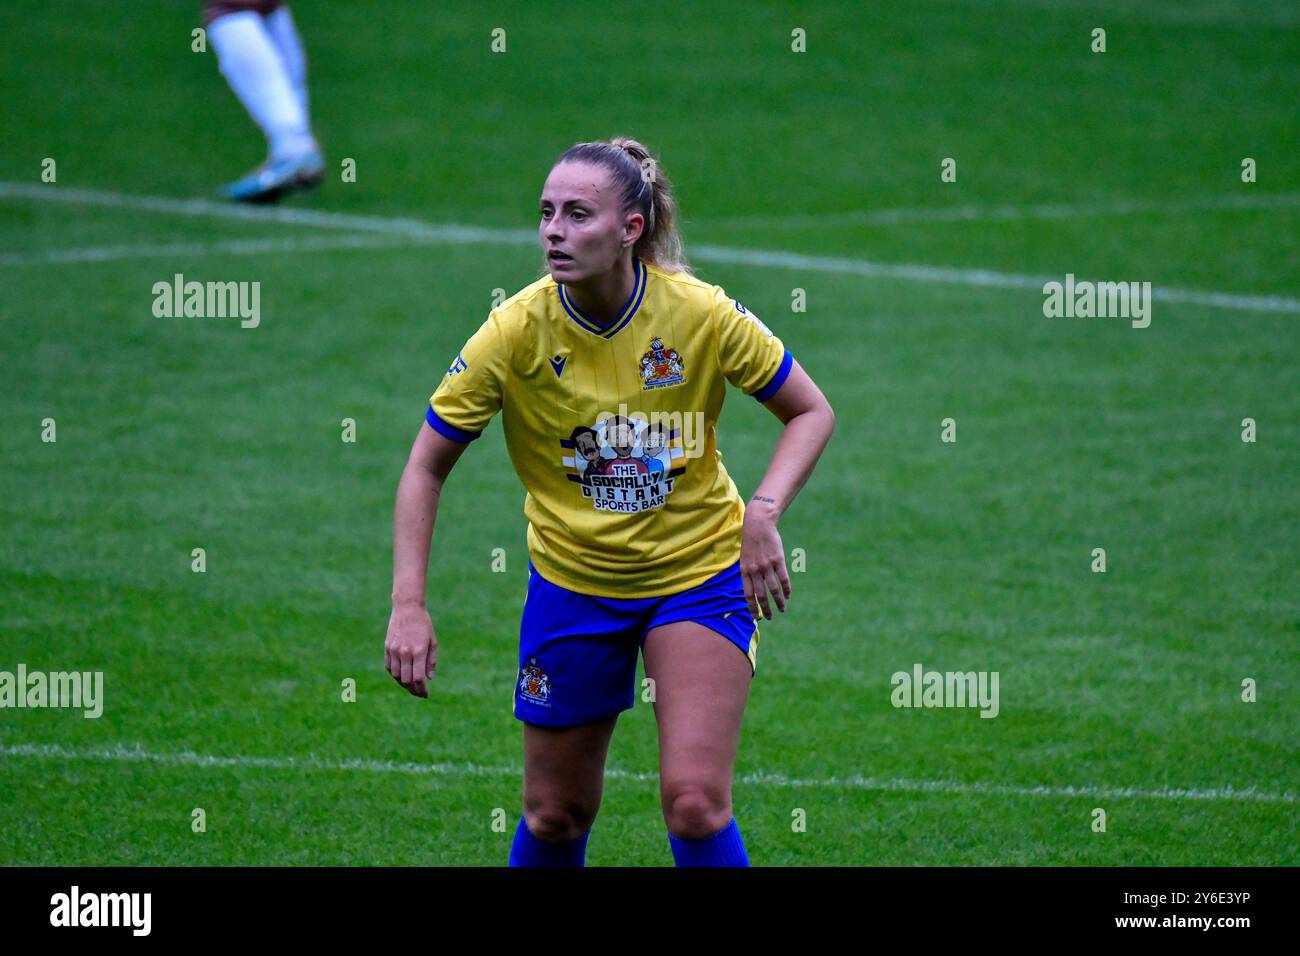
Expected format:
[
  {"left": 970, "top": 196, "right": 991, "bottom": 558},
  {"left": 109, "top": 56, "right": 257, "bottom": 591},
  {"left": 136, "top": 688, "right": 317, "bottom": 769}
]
[
  {"left": 262, "top": 6, "right": 310, "bottom": 122},
  {"left": 204, "top": 1, "right": 324, "bottom": 203}
]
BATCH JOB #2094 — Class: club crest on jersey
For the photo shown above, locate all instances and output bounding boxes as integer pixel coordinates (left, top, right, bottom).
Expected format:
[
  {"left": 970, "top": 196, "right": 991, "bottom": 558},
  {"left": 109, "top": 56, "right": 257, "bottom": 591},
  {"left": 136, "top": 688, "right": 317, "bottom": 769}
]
[
  {"left": 518, "top": 658, "right": 551, "bottom": 706},
  {"left": 640, "top": 337, "right": 685, "bottom": 390}
]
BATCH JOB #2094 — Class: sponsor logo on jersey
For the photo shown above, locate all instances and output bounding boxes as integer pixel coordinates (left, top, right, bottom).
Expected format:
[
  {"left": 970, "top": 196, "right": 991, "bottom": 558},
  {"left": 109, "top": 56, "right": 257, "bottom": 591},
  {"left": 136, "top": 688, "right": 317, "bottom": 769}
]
[
  {"left": 559, "top": 414, "right": 687, "bottom": 514},
  {"left": 639, "top": 337, "right": 685, "bottom": 390}
]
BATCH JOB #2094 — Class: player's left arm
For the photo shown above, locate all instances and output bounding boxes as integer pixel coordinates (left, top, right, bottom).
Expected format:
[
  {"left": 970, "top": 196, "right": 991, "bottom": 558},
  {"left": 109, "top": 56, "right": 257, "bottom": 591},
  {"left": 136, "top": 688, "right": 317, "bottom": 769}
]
[{"left": 743, "top": 359, "right": 836, "bottom": 620}]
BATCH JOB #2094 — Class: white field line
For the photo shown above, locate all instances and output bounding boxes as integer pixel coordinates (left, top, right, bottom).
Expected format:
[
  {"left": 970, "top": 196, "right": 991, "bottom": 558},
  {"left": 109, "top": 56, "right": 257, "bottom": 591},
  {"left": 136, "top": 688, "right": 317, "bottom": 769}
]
[
  {"left": 0, "top": 181, "right": 534, "bottom": 243},
  {"left": 690, "top": 244, "right": 1300, "bottom": 314},
  {"left": 695, "top": 193, "right": 1300, "bottom": 229},
  {"left": 2, "top": 742, "right": 1295, "bottom": 805},
  {"left": 0, "top": 233, "right": 413, "bottom": 266},
  {"left": 3, "top": 182, "right": 1298, "bottom": 314}
]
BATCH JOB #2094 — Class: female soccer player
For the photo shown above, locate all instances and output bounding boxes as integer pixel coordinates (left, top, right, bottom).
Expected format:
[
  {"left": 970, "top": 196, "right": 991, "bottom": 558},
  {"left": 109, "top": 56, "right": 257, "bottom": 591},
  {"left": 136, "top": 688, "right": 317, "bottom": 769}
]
[{"left": 386, "top": 138, "right": 835, "bottom": 866}]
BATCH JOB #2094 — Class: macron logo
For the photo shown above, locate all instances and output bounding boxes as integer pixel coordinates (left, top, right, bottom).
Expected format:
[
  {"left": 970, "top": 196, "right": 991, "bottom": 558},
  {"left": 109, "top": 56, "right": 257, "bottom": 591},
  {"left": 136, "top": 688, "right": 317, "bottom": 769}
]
[
  {"left": 548, "top": 353, "right": 568, "bottom": 378},
  {"left": 50, "top": 886, "right": 151, "bottom": 936}
]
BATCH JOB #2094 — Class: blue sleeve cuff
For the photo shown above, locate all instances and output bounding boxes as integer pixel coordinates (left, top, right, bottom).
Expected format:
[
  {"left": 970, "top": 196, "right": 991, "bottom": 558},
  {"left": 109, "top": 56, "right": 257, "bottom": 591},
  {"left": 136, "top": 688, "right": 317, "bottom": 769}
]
[
  {"left": 425, "top": 405, "right": 481, "bottom": 443},
  {"left": 750, "top": 349, "right": 793, "bottom": 403}
]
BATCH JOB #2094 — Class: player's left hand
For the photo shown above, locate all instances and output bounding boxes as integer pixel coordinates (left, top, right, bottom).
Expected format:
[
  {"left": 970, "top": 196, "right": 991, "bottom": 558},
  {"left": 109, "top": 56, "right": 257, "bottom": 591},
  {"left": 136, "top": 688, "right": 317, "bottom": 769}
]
[{"left": 740, "top": 504, "right": 790, "bottom": 620}]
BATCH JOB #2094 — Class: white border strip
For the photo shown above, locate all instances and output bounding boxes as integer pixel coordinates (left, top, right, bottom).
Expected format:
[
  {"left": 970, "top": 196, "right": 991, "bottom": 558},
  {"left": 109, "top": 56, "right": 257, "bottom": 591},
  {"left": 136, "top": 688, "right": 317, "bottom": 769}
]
[{"left": 3, "top": 742, "right": 1294, "bottom": 804}]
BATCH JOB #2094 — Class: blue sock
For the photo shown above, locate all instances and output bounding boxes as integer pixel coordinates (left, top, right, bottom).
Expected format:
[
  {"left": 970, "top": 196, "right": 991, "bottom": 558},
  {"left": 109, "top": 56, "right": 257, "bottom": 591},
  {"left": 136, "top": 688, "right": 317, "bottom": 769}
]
[
  {"left": 508, "top": 815, "right": 590, "bottom": 867},
  {"left": 668, "top": 817, "right": 750, "bottom": 867}
]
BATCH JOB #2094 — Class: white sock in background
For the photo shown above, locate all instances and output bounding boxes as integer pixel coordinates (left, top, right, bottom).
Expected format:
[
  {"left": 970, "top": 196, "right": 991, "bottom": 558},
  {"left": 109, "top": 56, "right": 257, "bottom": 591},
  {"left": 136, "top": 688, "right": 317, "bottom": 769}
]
[
  {"left": 209, "top": 10, "right": 315, "bottom": 163},
  {"left": 263, "top": 6, "right": 311, "bottom": 121}
]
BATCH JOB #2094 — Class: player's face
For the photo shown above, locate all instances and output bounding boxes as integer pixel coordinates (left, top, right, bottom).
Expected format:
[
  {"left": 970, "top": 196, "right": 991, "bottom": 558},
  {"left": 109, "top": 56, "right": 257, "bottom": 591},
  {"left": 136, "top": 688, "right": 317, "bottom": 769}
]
[{"left": 539, "top": 162, "right": 639, "bottom": 282}]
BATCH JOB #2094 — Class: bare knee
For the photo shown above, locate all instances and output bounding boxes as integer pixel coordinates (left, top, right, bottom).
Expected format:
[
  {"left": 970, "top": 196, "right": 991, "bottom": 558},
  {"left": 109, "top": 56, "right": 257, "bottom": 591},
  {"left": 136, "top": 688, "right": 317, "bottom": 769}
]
[
  {"left": 662, "top": 784, "right": 732, "bottom": 840},
  {"left": 523, "top": 795, "right": 599, "bottom": 843}
]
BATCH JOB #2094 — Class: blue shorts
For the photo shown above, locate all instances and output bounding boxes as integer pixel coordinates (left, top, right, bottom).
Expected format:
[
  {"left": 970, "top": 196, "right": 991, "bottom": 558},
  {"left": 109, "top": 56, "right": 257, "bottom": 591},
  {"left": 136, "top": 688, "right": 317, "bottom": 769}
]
[{"left": 513, "top": 561, "right": 760, "bottom": 728}]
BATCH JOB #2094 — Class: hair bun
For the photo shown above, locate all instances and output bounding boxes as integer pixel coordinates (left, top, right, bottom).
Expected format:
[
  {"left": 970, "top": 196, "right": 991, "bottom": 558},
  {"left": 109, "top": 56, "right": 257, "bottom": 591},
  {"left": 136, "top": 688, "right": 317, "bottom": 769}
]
[{"left": 615, "top": 139, "right": 646, "bottom": 161}]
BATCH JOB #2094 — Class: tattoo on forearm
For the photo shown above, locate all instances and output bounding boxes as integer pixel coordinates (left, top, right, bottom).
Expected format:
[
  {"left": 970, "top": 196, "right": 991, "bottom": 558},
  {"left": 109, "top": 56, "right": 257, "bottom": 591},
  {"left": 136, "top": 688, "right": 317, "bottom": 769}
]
[{"left": 751, "top": 495, "right": 777, "bottom": 505}]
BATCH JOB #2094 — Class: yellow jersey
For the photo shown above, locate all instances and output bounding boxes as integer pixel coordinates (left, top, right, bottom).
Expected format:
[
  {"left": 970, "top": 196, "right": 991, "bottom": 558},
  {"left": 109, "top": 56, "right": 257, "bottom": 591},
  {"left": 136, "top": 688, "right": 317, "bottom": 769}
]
[{"left": 427, "top": 257, "right": 792, "bottom": 598}]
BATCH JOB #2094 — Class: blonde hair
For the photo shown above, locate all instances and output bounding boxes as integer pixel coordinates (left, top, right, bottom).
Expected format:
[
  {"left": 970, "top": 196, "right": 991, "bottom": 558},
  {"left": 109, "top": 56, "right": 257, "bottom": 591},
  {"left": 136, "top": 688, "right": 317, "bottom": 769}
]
[{"left": 545, "top": 136, "right": 692, "bottom": 275}]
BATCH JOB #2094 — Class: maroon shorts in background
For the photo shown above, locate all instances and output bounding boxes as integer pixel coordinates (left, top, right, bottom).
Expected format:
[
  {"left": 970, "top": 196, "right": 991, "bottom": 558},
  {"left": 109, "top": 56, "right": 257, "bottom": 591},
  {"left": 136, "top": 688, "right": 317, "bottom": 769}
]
[{"left": 202, "top": 0, "right": 283, "bottom": 27}]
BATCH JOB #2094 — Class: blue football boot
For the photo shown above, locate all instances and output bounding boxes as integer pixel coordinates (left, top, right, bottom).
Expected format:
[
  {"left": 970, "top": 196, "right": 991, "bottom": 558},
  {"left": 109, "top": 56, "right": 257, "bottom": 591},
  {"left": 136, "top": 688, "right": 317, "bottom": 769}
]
[{"left": 220, "top": 149, "right": 325, "bottom": 204}]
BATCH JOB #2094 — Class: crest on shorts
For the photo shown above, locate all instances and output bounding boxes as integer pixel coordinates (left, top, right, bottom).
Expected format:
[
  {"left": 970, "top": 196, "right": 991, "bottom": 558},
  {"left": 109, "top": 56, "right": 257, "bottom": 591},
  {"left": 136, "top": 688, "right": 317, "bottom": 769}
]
[
  {"left": 518, "top": 657, "right": 552, "bottom": 706},
  {"left": 639, "top": 337, "right": 685, "bottom": 390}
]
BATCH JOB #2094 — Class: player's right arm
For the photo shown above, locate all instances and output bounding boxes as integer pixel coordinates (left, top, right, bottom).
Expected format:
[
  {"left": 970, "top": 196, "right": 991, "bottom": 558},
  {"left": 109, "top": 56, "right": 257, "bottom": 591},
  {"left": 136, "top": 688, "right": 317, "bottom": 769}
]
[
  {"left": 387, "top": 424, "right": 471, "bottom": 698},
  {"left": 386, "top": 311, "right": 511, "bottom": 698}
]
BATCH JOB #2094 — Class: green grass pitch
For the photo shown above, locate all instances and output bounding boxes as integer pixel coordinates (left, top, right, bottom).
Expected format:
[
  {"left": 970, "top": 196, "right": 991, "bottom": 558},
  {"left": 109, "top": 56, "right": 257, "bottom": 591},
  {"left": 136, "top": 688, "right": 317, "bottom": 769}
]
[{"left": 0, "top": 0, "right": 1296, "bottom": 866}]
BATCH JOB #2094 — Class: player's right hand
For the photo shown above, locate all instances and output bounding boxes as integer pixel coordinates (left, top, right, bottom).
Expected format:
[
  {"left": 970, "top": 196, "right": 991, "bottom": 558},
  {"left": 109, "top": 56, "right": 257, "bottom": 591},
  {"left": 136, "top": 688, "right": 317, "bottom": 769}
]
[{"left": 385, "top": 604, "right": 437, "bottom": 698}]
